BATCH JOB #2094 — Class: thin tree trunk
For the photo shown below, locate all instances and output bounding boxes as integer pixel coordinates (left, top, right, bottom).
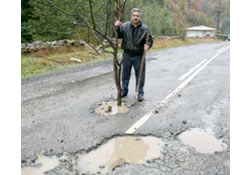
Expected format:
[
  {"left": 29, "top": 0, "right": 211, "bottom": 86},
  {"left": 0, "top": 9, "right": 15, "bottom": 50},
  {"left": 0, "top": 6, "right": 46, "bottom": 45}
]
[
  {"left": 113, "top": 29, "right": 122, "bottom": 106},
  {"left": 112, "top": 0, "right": 122, "bottom": 106},
  {"left": 113, "top": 53, "right": 122, "bottom": 106}
]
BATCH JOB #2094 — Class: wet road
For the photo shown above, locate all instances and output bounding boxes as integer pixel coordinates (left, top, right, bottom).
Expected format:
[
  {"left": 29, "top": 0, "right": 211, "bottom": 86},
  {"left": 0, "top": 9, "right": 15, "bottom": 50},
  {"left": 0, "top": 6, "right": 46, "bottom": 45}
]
[{"left": 22, "top": 41, "right": 230, "bottom": 175}]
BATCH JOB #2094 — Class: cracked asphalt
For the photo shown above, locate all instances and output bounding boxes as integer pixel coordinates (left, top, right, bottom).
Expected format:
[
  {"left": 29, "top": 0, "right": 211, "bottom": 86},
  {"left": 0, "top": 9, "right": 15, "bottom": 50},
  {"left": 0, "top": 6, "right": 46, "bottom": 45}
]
[{"left": 21, "top": 41, "right": 230, "bottom": 175}]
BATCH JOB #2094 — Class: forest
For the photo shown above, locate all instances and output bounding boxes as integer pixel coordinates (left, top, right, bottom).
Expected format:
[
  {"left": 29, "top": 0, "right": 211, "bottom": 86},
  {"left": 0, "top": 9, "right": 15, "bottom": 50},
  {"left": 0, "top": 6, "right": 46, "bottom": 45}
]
[{"left": 21, "top": 0, "right": 230, "bottom": 43}]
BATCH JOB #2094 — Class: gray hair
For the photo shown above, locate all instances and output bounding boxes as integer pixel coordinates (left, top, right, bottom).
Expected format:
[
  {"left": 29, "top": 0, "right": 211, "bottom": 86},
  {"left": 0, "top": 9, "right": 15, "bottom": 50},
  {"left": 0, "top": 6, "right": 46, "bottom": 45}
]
[{"left": 131, "top": 8, "right": 142, "bottom": 16}]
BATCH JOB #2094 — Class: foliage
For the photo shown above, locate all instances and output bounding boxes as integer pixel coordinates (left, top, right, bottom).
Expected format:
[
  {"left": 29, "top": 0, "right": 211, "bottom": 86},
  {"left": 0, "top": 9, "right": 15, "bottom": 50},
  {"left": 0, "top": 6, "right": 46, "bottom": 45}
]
[
  {"left": 27, "top": 0, "right": 112, "bottom": 44},
  {"left": 22, "top": 0, "right": 34, "bottom": 43},
  {"left": 21, "top": 0, "right": 230, "bottom": 43},
  {"left": 124, "top": 0, "right": 173, "bottom": 36}
]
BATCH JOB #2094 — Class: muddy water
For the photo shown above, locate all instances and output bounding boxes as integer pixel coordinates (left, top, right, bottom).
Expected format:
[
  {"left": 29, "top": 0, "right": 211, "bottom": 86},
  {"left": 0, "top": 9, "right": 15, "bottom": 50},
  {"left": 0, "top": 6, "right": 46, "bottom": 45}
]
[
  {"left": 21, "top": 155, "right": 60, "bottom": 175},
  {"left": 179, "top": 128, "right": 227, "bottom": 154},
  {"left": 77, "top": 136, "right": 164, "bottom": 174},
  {"left": 95, "top": 101, "right": 128, "bottom": 115}
]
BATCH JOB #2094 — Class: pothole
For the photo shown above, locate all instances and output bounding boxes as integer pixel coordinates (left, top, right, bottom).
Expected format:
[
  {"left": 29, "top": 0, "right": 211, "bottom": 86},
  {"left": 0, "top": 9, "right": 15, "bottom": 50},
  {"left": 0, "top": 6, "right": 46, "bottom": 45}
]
[
  {"left": 95, "top": 101, "right": 129, "bottom": 115},
  {"left": 21, "top": 154, "right": 60, "bottom": 175},
  {"left": 76, "top": 136, "right": 164, "bottom": 174},
  {"left": 179, "top": 128, "right": 227, "bottom": 154}
]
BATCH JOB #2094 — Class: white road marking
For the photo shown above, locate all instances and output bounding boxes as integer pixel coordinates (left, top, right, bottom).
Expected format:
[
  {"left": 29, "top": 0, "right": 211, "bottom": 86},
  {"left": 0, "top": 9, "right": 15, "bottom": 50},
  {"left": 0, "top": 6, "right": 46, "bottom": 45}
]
[
  {"left": 179, "top": 59, "right": 207, "bottom": 81},
  {"left": 125, "top": 46, "right": 230, "bottom": 134}
]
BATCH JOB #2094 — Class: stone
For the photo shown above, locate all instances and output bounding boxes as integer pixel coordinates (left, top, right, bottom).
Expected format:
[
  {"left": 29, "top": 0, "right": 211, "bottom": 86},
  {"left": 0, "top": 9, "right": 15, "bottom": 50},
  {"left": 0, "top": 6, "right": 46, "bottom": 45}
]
[
  {"left": 105, "top": 106, "right": 112, "bottom": 113},
  {"left": 99, "top": 164, "right": 105, "bottom": 169},
  {"left": 79, "top": 40, "right": 86, "bottom": 46},
  {"left": 32, "top": 40, "right": 43, "bottom": 46},
  {"left": 110, "top": 158, "right": 126, "bottom": 170},
  {"left": 21, "top": 47, "right": 29, "bottom": 53},
  {"left": 30, "top": 45, "right": 38, "bottom": 52},
  {"left": 70, "top": 57, "right": 82, "bottom": 63},
  {"left": 57, "top": 40, "right": 65, "bottom": 46}
]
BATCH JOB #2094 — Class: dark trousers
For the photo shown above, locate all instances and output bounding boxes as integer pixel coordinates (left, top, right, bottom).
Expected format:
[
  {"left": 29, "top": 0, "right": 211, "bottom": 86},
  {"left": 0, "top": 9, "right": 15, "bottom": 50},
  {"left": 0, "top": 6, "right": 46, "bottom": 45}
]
[{"left": 121, "top": 52, "right": 145, "bottom": 97}]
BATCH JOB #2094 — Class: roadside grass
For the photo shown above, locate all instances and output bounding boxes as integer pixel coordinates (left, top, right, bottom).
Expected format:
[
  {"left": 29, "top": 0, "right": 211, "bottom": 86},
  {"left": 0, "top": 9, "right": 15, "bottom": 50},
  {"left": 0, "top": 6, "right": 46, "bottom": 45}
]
[
  {"left": 21, "top": 47, "right": 113, "bottom": 78},
  {"left": 151, "top": 37, "right": 221, "bottom": 51},
  {"left": 21, "top": 37, "right": 222, "bottom": 78}
]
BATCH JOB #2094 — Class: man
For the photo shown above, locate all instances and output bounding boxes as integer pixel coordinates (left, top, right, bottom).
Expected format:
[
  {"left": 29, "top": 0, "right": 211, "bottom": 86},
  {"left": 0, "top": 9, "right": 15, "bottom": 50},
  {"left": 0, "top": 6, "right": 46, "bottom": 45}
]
[{"left": 115, "top": 8, "right": 153, "bottom": 101}]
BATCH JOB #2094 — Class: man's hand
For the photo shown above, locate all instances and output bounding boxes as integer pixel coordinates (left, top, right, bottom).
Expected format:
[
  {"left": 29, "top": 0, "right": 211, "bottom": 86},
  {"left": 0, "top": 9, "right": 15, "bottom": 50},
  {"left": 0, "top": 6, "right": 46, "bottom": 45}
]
[
  {"left": 144, "top": 44, "right": 150, "bottom": 51},
  {"left": 115, "top": 20, "right": 121, "bottom": 27}
]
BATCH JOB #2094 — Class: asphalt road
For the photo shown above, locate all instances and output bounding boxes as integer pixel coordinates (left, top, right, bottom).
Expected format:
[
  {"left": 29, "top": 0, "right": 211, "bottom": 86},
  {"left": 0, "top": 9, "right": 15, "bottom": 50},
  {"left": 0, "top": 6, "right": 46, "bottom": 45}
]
[{"left": 21, "top": 41, "right": 230, "bottom": 175}]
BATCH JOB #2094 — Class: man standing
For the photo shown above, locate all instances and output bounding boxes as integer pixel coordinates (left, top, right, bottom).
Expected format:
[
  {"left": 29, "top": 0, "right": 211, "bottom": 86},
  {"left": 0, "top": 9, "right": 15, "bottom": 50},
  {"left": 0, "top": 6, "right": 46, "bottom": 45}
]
[{"left": 115, "top": 8, "right": 153, "bottom": 101}]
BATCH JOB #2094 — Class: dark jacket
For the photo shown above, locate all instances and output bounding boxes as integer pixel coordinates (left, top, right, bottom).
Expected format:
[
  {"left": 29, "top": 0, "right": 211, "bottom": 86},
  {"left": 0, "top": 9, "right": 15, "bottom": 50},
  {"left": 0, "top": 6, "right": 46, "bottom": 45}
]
[{"left": 117, "top": 21, "right": 153, "bottom": 55}]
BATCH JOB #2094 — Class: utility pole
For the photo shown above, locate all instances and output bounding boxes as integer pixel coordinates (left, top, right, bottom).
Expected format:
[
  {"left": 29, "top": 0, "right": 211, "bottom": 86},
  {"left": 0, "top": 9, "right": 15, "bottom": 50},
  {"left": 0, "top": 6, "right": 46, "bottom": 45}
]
[{"left": 216, "top": 0, "right": 222, "bottom": 34}]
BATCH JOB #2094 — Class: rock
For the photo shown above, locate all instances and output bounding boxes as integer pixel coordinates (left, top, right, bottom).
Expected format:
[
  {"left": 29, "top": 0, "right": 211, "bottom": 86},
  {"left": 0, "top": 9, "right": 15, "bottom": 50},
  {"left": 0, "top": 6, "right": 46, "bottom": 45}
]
[
  {"left": 47, "top": 41, "right": 54, "bottom": 46},
  {"left": 32, "top": 40, "right": 43, "bottom": 46},
  {"left": 72, "top": 41, "right": 80, "bottom": 47},
  {"left": 110, "top": 158, "right": 126, "bottom": 170},
  {"left": 105, "top": 106, "right": 112, "bottom": 113},
  {"left": 99, "top": 164, "right": 105, "bottom": 169},
  {"left": 79, "top": 40, "right": 86, "bottom": 46},
  {"left": 57, "top": 40, "right": 65, "bottom": 46},
  {"left": 53, "top": 45, "right": 60, "bottom": 49},
  {"left": 30, "top": 45, "right": 38, "bottom": 52},
  {"left": 70, "top": 57, "right": 82, "bottom": 63},
  {"left": 39, "top": 44, "right": 47, "bottom": 49},
  {"left": 22, "top": 39, "right": 88, "bottom": 54},
  {"left": 21, "top": 47, "right": 29, "bottom": 53},
  {"left": 51, "top": 41, "right": 57, "bottom": 46},
  {"left": 30, "top": 155, "right": 38, "bottom": 162},
  {"left": 21, "top": 43, "right": 26, "bottom": 48},
  {"left": 63, "top": 39, "right": 69, "bottom": 43}
]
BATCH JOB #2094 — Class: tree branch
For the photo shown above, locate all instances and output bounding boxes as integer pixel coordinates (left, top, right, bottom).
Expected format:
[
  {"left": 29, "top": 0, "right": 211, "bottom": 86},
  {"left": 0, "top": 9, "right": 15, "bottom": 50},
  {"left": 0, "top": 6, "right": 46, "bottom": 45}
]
[{"left": 88, "top": 0, "right": 96, "bottom": 29}]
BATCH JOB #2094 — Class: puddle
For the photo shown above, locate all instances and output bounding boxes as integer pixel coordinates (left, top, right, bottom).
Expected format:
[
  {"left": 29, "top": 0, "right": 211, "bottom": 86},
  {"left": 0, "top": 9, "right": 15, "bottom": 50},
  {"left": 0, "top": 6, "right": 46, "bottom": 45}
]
[
  {"left": 21, "top": 155, "right": 60, "bottom": 175},
  {"left": 77, "top": 136, "right": 164, "bottom": 174},
  {"left": 95, "top": 101, "right": 128, "bottom": 115},
  {"left": 179, "top": 128, "right": 227, "bottom": 154}
]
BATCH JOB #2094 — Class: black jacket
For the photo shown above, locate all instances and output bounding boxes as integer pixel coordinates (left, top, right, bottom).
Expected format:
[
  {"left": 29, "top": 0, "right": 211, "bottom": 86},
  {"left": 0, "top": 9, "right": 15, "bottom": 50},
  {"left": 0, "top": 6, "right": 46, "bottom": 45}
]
[{"left": 117, "top": 21, "right": 153, "bottom": 55}]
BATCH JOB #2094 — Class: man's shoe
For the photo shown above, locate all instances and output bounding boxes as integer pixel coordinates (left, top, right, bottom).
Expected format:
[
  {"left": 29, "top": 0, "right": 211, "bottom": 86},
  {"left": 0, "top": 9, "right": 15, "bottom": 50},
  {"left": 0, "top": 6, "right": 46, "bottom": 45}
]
[
  {"left": 121, "top": 93, "right": 127, "bottom": 98},
  {"left": 138, "top": 95, "right": 144, "bottom": 102}
]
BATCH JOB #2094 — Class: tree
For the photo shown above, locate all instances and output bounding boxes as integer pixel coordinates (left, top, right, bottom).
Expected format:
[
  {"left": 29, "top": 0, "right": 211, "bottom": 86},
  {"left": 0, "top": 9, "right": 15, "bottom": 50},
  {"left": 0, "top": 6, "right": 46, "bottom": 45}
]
[
  {"left": 29, "top": 0, "right": 127, "bottom": 106},
  {"left": 22, "top": 0, "right": 34, "bottom": 43}
]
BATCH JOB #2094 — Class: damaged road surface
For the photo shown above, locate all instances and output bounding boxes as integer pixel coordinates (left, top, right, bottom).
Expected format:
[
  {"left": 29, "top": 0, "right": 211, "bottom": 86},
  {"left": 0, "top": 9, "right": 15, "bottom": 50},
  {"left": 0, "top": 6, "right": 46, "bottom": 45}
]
[{"left": 22, "top": 42, "right": 230, "bottom": 175}]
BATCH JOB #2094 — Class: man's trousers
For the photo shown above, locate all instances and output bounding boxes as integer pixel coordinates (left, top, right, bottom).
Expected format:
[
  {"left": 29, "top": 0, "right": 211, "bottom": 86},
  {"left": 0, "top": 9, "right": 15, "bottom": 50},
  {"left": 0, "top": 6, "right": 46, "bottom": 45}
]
[{"left": 121, "top": 52, "right": 145, "bottom": 97}]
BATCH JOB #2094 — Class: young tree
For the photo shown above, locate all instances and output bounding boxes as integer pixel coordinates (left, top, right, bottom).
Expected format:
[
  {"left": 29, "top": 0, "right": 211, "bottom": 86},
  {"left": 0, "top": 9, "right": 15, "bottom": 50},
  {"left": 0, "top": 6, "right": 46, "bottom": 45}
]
[{"left": 30, "top": 0, "right": 127, "bottom": 106}]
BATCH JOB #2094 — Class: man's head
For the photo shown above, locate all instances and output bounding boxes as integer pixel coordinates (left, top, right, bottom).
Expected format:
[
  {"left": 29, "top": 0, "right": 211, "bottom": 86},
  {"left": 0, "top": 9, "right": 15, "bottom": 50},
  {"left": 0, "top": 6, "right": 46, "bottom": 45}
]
[{"left": 131, "top": 8, "right": 142, "bottom": 25}]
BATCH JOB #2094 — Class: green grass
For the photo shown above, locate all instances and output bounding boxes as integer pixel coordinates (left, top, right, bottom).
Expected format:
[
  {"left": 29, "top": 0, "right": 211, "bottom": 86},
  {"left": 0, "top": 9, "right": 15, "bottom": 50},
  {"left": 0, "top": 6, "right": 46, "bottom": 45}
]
[
  {"left": 151, "top": 37, "right": 222, "bottom": 51},
  {"left": 21, "top": 37, "right": 222, "bottom": 79},
  {"left": 21, "top": 48, "right": 113, "bottom": 78}
]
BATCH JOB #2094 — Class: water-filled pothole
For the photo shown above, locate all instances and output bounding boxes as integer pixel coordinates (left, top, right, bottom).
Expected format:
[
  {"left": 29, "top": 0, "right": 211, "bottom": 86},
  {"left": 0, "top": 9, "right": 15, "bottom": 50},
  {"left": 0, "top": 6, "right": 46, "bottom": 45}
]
[
  {"left": 179, "top": 128, "right": 227, "bottom": 154},
  {"left": 21, "top": 155, "right": 60, "bottom": 175},
  {"left": 76, "top": 136, "right": 164, "bottom": 174},
  {"left": 95, "top": 101, "right": 129, "bottom": 115}
]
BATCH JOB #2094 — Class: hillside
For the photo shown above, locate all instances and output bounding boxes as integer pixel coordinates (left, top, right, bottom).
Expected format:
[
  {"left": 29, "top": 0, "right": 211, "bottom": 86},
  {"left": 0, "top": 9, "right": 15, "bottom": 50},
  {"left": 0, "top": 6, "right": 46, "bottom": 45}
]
[{"left": 21, "top": 0, "right": 230, "bottom": 43}]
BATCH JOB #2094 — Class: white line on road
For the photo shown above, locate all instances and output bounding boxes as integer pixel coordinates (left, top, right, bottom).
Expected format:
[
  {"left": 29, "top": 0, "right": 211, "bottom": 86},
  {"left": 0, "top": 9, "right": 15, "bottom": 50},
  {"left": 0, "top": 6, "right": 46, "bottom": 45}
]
[
  {"left": 179, "top": 59, "right": 207, "bottom": 81},
  {"left": 125, "top": 46, "right": 230, "bottom": 134}
]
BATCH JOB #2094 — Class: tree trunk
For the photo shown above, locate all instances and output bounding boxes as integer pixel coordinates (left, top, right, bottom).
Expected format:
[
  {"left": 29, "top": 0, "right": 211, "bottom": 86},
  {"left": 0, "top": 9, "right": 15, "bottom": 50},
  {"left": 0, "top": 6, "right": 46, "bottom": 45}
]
[
  {"left": 114, "top": 23, "right": 122, "bottom": 106},
  {"left": 113, "top": 50, "right": 122, "bottom": 106}
]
